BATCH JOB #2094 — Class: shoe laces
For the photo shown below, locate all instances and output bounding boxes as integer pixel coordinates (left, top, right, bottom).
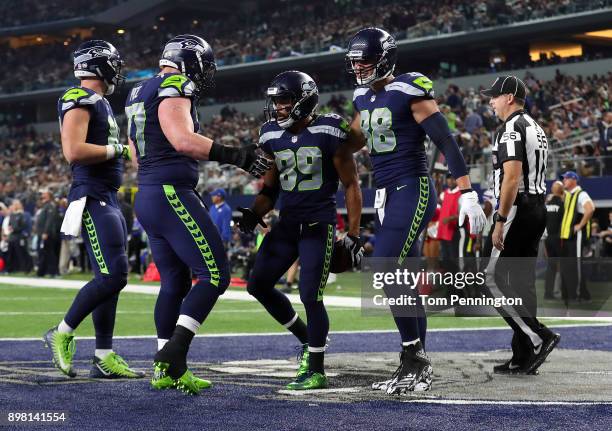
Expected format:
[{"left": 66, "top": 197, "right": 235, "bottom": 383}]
[
  {"left": 295, "top": 370, "right": 314, "bottom": 383},
  {"left": 295, "top": 344, "right": 306, "bottom": 362},
  {"left": 388, "top": 351, "right": 406, "bottom": 380},
  {"left": 60, "top": 334, "right": 76, "bottom": 359}
]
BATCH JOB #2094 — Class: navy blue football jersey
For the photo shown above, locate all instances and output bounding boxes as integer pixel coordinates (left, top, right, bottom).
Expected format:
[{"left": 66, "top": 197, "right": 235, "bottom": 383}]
[
  {"left": 125, "top": 73, "right": 200, "bottom": 187},
  {"left": 57, "top": 86, "right": 123, "bottom": 198},
  {"left": 352, "top": 72, "right": 434, "bottom": 188},
  {"left": 259, "top": 113, "right": 349, "bottom": 224}
]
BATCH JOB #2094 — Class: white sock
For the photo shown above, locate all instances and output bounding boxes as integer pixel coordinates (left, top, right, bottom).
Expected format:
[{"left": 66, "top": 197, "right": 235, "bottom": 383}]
[
  {"left": 57, "top": 320, "right": 74, "bottom": 334},
  {"left": 176, "top": 315, "right": 200, "bottom": 334},
  {"left": 157, "top": 339, "right": 169, "bottom": 351},
  {"left": 95, "top": 349, "right": 113, "bottom": 359},
  {"left": 402, "top": 339, "right": 420, "bottom": 347}
]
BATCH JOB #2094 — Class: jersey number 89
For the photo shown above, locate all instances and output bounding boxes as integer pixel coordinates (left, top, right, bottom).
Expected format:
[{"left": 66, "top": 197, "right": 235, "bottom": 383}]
[
  {"left": 360, "top": 108, "right": 396, "bottom": 154},
  {"left": 274, "top": 147, "right": 322, "bottom": 191}
]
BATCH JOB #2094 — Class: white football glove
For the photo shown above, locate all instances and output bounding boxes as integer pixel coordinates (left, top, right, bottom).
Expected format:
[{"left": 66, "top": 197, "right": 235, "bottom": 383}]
[{"left": 458, "top": 190, "right": 487, "bottom": 234}]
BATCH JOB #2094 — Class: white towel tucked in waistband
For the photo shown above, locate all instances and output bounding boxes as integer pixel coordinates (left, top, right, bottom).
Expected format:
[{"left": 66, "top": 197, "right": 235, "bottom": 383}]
[{"left": 60, "top": 196, "right": 87, "bottom": 237}]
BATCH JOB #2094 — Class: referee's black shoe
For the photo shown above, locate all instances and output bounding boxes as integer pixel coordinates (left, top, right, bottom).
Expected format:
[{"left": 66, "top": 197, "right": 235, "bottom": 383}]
[
  {"left": 522, "top": 333, "right": 561, "bottom": 375},
  {"left": 493, "top": 359, "right": 523, "bottom": 375},
  {"left": 493, "top": 358, "right": 538, "bottom": 375}
]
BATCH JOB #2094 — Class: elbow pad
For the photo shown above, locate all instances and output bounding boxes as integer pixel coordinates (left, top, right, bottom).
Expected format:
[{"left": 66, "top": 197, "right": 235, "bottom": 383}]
[{"left": 420, "top": 112, "right": 468, "bottom": 178}]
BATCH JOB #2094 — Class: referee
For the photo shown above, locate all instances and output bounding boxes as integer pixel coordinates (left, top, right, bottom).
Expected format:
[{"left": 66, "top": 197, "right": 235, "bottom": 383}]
[{"left": 480, "top": 76, "right": 560, "bottom": 375}]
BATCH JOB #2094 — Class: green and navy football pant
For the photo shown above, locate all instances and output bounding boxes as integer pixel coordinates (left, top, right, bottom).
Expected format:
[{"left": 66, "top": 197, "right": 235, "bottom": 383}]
[
  {"left": 247, "top": 218, "right": 335, "bottom": 349},
  {"left": 374, "top": 176, "right": 437, "bottom": 346},
  {"left": 63, "top": 197, "right": 128, "bottom": 349},
  {"left": 135, "top": 185, "right": 230, "bottom": 340}
]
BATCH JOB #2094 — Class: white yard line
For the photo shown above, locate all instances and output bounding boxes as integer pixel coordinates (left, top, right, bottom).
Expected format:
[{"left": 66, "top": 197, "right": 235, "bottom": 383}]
[
  {"left": 403, "top": 399, "right": 612, "bottom": 406},
  {"left": 1, "top": 323, "right": 610, "bottom": 342},
  {"left": 0, "top": 276, "right": 361, "bottom": 308}
]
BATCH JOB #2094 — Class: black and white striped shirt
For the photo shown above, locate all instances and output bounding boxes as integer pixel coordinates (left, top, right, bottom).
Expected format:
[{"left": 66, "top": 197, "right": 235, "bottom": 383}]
[{"left": 491, "top": 109, "right": 548, "bottom": 200}]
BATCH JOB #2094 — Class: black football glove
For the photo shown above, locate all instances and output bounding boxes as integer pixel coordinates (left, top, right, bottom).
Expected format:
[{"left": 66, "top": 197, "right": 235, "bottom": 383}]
[
  {"left": 237, "top": 207, "right": 267, "bottom": 233},
  {"left": 340, "top": 234, "right": 364, "bottom": 269},
  {"left": 209, "top": 143, "right": 273, "bottom": 178}
]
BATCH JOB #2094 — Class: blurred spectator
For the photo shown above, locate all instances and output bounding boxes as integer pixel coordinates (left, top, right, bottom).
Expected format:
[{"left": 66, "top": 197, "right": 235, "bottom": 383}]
[
  {"left": 5, "top": 199, "right": 33, "bottom": 273},
  {"left": 35, "top": 190, "right": 61, "bottom": 277},
  {"left": 210, "top": 188, "right": 232, "bottom": 250},
  {"left": 436, "top": 175, "right": 461, "bottom": 278},
  {"left": 599, "top": 210, "right": 612, "bottom": 257},
  {"left": 464, "top": 108, "right": 483, "bottom": 134}
]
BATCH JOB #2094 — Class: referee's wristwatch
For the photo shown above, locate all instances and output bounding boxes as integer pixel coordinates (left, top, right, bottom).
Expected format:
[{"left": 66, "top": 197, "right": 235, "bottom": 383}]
[{"left": 496, "top": 213, "right": 508, "bottom": 223}]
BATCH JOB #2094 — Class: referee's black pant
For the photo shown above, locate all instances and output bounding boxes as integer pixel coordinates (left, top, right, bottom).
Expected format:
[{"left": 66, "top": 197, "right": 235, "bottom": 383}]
[
  {"left": 544, "top": 236, "right": 561, "bottom": 299},
  {"left": 483, "top": 195, "right": 554, "bottom": 364}
]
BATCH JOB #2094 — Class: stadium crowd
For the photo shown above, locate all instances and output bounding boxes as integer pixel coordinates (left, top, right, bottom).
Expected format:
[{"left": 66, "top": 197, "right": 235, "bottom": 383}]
[
  {"left": 1, "top": 0, "right": 610, "bottom": 94},
  {"left": 0, "top": 0, "right": 126, "bottom": 28}
]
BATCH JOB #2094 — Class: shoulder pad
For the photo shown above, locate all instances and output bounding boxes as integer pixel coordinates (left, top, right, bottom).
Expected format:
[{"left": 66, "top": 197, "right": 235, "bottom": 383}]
[
  {"left": 317, "top": 113, "right": 350, "bottom": 133},
  {"left": 386, "top": 73, "right": 434, "bottom": 98},
  {"left": 258, "top": 122, "right": 284, "bottom": 145},
  {"left": 158, "top": 74, "right": 196, "bottom": 98},
  {"left": 307, "top": 114, "right": 348, "bottom": 139},
  {"left": 59, "top": 87, "right": 102, "bottom": 111},
  {"left": 352, "top": 87, "right": 369, "bottom": 101}
]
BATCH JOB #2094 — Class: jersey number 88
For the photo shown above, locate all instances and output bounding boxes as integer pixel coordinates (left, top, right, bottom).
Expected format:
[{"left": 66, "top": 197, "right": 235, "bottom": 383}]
[{"left": 360, "top": 108, "right": 397, "bottom": 154}]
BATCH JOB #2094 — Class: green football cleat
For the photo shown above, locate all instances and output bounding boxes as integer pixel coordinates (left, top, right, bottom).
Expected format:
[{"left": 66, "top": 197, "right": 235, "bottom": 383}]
[
  {"left": 296, "top": 344, "right": 309, "bottom": 378},
  {"left": 174, "top": 369, "right": 205, "bottom": 395},
  {"left": 43, "top": 327, "right": 76, "bottom": 378},
  {"left": 151, "top": 362, "right": 174, "bottom": 390},
  {"left": 90, "top": 352, "right": 145, "bottom": 379},
  {"left": 286, "top": 371, "right": 328, "bottom": 390},
  {"left": 151, "top": 362, "right": 212, "bottom": 394}
]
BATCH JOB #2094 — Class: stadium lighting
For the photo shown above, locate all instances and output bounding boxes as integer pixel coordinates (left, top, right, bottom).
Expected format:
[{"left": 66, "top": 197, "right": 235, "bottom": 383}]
[
  {"left": 117, "top": 29, "right": 125, "bottom": 34},
  {"left": 585, "top": 29, "right": 612, "bottom": 39}
]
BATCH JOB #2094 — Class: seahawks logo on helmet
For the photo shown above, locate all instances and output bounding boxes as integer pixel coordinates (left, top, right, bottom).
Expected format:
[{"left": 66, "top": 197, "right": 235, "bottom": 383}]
[
  {"left": 301, "top": 81, "right": 316, "bottom": 98},
  {"left": 381, "top": 36, "right": 396, "bottom": 50},
  {"left": 180, "top": 39, "right": 205, "bottom": 53}
]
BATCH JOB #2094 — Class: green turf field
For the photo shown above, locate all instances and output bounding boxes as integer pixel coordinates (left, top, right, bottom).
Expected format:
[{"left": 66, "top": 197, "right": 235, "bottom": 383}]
[{"left": 0, "top": 276, "right": 592, "bottom": 338}]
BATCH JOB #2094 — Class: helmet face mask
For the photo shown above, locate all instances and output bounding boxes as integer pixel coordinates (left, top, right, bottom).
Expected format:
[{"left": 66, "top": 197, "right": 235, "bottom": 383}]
[
  {"left": 160, "top": 35, "right": 217, "bottom": 99},
  {"left": 264, "top": 71, "right": 319, "bottom": 129},
  {"left": 345, "top": 27, "right": 397, "bottom": 87},
  {"left": 73, "top": 40, "right": 125, "bottom": 95},
  {"left": 268, "top": 94, "right": 294, "bottom": 125}
]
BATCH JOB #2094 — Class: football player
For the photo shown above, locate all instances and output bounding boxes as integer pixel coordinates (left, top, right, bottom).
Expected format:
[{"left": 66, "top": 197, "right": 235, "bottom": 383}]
[
  {"left": 344, "top": 28, "right": 487, "bottom": 393},
  {"left": 238, "top": 70, "right": 363, "bottom": 390},
  {"left": 125, "top": 35, "right": 271, "bottom": 395},
  {"left": 44, "top": 40, "right": 143, "bottom": 379}
]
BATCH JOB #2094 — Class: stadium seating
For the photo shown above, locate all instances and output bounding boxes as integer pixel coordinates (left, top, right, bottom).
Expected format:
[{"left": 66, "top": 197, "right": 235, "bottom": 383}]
[{"left": 0, "top": 0, "right": 608, "bottom": 94}]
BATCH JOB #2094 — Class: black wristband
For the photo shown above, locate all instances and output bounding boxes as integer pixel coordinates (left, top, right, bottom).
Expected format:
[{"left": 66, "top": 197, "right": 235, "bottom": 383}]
[
  {"left": 496, "top": 214, "right": 507, "bottom": 223},
  {"left": 460, "top": 188, "right": 473, "bottom": 194}
]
